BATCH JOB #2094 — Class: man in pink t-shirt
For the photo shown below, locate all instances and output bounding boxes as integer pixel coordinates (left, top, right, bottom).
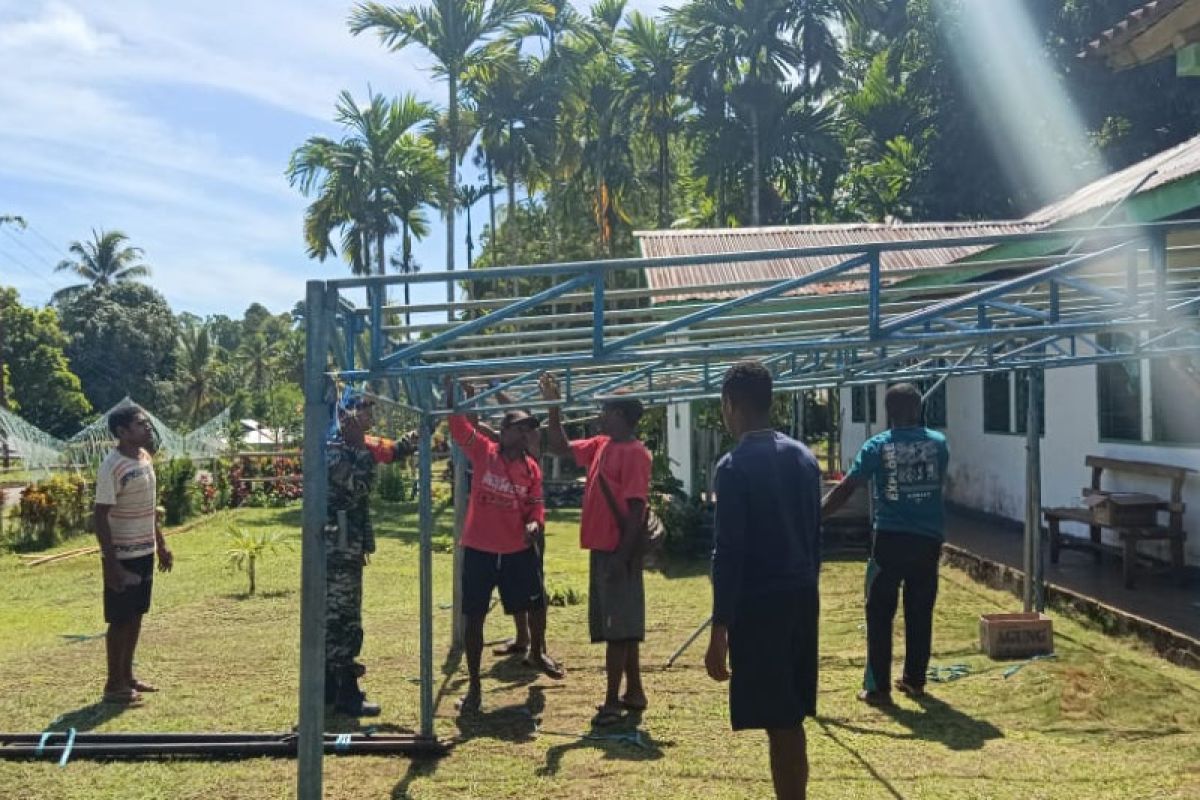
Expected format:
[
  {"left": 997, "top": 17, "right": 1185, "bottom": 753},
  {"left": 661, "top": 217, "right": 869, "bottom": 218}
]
[
  {"left": 540, "top": 372, "right": 652, "bottom": 726},
  {"left": 448, "top": 381, "right": 562, "bottom": 713}
]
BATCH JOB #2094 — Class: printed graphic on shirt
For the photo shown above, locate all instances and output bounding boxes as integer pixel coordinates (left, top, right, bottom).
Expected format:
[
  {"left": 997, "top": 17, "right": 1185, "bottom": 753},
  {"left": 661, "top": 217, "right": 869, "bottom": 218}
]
[{"left": 880, "top": 440, "right": 942, "bottom": 504}]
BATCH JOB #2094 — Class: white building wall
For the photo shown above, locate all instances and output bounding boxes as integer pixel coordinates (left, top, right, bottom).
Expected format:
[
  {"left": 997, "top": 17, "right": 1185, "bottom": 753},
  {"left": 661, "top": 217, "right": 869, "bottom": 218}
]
[
  {"left": 840, "top": 368, "right": 1200, "bottom": 566},
  {"left": 666, "top": 400, "right": 694, "bottom": 497}
]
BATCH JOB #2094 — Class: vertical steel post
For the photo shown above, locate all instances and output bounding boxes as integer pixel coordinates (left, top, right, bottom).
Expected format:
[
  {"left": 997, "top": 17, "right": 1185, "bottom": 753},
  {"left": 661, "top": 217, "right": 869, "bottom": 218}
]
[
  {"left": 298, "top": 281, "right": 333, "bottom": 800},
  {"left": 1031, "top": 368, "right": 1045, "bottom": 612},
  {"left": 418, "top": 411, "right": 436, "bottom": 737},
  {"left": 369, "top": 287, "right": 383, "bottom": 367},
  {"left": 592, "top": 268, "right": 606, "bottom": 357},
  {"left": 1149, "top": 228, "right": 1167, "bottom": 319},
  {"left": 867, "top": 249, "right": 881, "bottom": 340},
  {"left": 1023, "top": 367, "right": 1042, "bottom": 613},
  {"left": 451, "top": 396, "right": 467, "bottom": 650}
]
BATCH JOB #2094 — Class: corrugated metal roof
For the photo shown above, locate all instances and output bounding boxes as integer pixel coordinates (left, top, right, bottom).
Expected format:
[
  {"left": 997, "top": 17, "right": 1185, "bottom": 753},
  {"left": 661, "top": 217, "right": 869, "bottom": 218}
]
[
  {"left": 638, "top": 133, "right": 1200, "bottom": 305},
  {"left": 1082, "top": 0, "right": 1191, "bottom": 61},
  {"left": 1025, "top": 131, "right": 1200, "bottom": 224},
  {"left": 635, "top": 221, "right": 1038, "bottom": 304}
]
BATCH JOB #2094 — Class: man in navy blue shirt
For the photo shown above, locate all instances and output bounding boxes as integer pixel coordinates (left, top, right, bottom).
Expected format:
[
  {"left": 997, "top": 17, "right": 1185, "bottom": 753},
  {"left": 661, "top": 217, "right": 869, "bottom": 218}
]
[
  {"left": 706, "top": 361, "right": 822, "bottom": 800},
  {"left": 823, "top": 382, "right": 949, "bottom": 706}
]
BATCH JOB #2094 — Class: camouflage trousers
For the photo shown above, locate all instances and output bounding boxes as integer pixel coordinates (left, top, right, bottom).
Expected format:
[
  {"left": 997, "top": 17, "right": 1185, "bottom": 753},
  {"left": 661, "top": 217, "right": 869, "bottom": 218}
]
[{"left": 325, "top": 521, "right": 365, "bottom": 669}]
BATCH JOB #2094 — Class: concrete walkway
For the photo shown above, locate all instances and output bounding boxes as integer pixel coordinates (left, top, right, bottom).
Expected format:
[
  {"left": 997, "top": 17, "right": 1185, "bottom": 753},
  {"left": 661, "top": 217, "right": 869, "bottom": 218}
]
[{"left": 946, "top": 507, "right": 1200, "bottom": 641}]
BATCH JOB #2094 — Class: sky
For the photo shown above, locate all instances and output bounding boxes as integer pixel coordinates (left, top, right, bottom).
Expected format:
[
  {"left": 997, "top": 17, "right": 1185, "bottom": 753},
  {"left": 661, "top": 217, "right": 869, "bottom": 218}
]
[{"left": 0, "top": 0, "right": 674, "bottom": 318}]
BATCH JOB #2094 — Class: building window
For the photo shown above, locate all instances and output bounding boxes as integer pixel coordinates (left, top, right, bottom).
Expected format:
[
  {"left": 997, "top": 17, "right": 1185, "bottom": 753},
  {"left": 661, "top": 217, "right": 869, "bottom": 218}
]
[
  {"left": 983, "top": 373, "right": 1010, "bottom": 433},
  {"left": 1151, "top": 356, "right": 1200, "bottom": 444},
  {"left": 1014, "top": 370, "right": 1046, "bottom": 435},
  {"left": 1097, "top": 333, "right": 1142, "bottom": 441},
  {"left": 851, "top": 385, "right": 877, "bottom": 424},
  {"left": 916, "top": 378, "right": 948, "bottom": 428},
  {"left": 983, "top": 371, "right": 1043, "bottom": 435}
]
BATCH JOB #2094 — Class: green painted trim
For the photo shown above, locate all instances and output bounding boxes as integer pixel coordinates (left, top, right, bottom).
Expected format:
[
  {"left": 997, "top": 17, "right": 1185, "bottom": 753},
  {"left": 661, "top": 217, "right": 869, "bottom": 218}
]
[{"left": 970, "top": 175, "right": 1200, "bottom": 266}]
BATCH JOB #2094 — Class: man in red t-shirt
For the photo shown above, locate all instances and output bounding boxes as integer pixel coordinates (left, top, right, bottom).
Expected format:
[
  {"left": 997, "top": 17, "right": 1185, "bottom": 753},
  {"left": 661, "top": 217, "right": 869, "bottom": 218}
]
[
  {"left": 540, "top": 372, "right": 652, "bottom": 726},
  {"left": 448, "top": 381, "right": 562, "bottom": 713}
]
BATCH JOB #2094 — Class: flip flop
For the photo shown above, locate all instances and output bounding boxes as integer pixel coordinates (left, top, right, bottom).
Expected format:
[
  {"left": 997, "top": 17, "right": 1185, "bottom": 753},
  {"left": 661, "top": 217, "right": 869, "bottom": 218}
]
[
  {"left": 592, "top": 705, "right": 624, "bottom": 727},
  {"left": 131, "top": 679, "right": 159, "bottom": 693},
  {"left": 523, "top": 654, "right": 566, "bottom": 680},
  {"left": 492, "top": 639, "right": 527, "bottom": 656}
]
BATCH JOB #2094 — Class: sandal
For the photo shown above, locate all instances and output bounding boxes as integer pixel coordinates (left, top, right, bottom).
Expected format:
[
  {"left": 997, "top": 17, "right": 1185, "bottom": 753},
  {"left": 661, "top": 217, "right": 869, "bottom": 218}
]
[
  {"left": 592, "top": 705, "right": 624, "bottom": 727},
  {"left": 131, "top": 679, "right": 158, "bottom": 693},
  {"left": 523, "top": 654, "right": 566, "bottom": 680},
  {"left": 492, "top": 639, "right": 528, "bottom": 657}
]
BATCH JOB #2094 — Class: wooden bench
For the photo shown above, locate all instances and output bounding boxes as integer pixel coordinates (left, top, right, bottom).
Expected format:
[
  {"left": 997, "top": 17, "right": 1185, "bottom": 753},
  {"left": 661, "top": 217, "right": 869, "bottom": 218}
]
[{"left": 1043, "top": 456, "right": 1193, "bottom": 589}]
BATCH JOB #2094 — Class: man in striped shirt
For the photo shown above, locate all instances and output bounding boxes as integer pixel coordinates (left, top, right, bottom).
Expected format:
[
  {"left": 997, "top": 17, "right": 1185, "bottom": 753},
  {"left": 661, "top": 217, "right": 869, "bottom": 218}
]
[{"left": 94, "top": 404, "right": 173, "bottom": 704}]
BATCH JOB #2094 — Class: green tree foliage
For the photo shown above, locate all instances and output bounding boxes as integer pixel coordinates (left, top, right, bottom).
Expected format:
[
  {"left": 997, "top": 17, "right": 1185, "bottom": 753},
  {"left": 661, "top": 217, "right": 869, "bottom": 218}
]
[
  {"left": 293, "top": 0, "right": 1200, "bottom": 293},
  {"left": 0, "top": 288, "right": 91, "bottom": 437},
  {"left": 57, "top": 283, "right": 181, "bottom": 414},
  {"left": 288, "top": 91, "right": 440, "bottom": 277},
  {"left": 51, "top": 229, "right": 151, "bottom": 304}
]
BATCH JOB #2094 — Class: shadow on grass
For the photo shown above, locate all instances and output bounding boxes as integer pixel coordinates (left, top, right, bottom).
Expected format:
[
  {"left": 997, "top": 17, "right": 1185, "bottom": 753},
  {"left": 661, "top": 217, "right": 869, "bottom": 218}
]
[
  {"left": 392, "top": 756, "right": 441, "bottom": 800},
  {"left": 536, "top": 706, "right": 671, "bottom": 777},
  {"left": 819, "top": 694, "right": 1003, "bottom": 752},
  {"left": 221, "top": 589, "right": 295, "bottom": 602},
  {"left": 45, "top": 699, "right": 133, "bottom": 732},
  {"left": 884, "top": 694, "right": 1003, "bottom": 750},
  {"left": 815, "top": 717, "right": 908, "bottom": 800},
  {"left": 451, "top": 685, "right": 546, "bottom": 746},
  {"left": 235, "top": 506, "right": 303, "bottom": 529}
]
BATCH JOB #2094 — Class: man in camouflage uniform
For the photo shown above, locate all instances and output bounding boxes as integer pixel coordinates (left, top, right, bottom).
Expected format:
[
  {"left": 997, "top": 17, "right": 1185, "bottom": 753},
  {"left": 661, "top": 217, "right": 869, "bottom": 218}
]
[{"left": 325, "top": 392, "right": 414, "bottom": 717}]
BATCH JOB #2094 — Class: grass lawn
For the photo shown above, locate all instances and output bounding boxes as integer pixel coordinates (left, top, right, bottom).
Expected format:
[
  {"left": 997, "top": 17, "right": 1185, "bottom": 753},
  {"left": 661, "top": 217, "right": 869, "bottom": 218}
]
[{"left": 1, "top": 500, "right": 1198, "bottom": 799}]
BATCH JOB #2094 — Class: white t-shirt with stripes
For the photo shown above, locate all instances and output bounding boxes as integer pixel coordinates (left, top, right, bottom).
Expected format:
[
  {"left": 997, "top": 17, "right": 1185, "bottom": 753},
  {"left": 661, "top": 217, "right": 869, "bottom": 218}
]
[{"left": 94, "top": 448, "right": 157, "bottom": 560}]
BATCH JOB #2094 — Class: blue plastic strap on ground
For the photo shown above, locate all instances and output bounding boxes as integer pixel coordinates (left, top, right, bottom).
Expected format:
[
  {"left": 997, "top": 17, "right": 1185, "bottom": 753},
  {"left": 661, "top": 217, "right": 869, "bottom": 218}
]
[
  {"left": 334, "top": 733, "right": 352, "bottom": 752},
  {"left": 927, "top": 663, "right": 971, "bottom": 683},
  {"left": 1003, "top": 653, "right": 1057, "bottom": 679},
  {"left": 35, "top": 731, "right": 54, "bottom": 756},
  {"left": 57, "top": 728, "right": 76, "bottom": 767}
]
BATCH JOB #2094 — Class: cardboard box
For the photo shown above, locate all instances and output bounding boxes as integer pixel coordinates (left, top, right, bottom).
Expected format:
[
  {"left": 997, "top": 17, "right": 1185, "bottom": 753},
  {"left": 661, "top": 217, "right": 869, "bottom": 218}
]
[
  {"left": 1084, "top": 491, "right": 1160, "bottom": 527},
  {"left": 980, "top": 612, "right": 1054, "bottom": 660}
]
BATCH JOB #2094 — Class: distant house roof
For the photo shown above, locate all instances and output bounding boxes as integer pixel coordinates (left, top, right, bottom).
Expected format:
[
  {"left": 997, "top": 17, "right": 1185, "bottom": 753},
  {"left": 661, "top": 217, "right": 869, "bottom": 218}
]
[
  {"left": 1082, "top": 0, "right": 1200, "bottom": 69},
  {"left": 1025, "top": 131, "right": 1200, "bottom": 224},
  {"left": 635, "top": 221, "right": 1037, "bottom": 303},
  {"left": 636, "top": 133, "right": 1200, "bottom": 304}
]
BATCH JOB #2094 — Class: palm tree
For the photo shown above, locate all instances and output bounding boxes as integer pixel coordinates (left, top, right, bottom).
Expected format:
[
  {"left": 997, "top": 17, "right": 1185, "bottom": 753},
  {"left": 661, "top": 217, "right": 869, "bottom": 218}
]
[
  {"left": 52, "top": 229, "right": 151, "bottom": 303},
  {"left": 454, "top": 183, "right": 496, "bottom": 270},
  {"left": 236, "top": 334, "right": 280, "bottom": 396},
  {"left": 349, "top": 0, "right": 537, "bottom": 318},
  {"left": 620, "top": 12, "right": 681, "bottom": 228},
  {"left": 287, "top": 91, "right": 437, "bottom": 277},
  {"left": 466, "top": 47, "right": 537, "bottom": 263},
  {"left": 675, "top": 0, "right": 800, "bottom": 225},
  {"left": 178, "top": 322, "right": 217, "bottom": 424},
  {"left": 794, "top": 0, "right": 847, "bottom": 97},
  {"left": 566, "top": 0, "right": 637, "bottom": 256}
]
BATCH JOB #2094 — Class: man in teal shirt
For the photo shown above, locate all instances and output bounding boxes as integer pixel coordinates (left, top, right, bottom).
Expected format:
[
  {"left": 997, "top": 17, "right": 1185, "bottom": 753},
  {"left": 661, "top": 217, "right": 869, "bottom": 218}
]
[{"left": 823, "top": 383, "right": 949, "bottom": 706}]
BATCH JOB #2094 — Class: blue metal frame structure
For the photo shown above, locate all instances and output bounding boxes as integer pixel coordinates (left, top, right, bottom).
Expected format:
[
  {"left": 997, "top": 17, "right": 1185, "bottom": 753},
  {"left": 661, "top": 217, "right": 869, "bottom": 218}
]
[{"left": 297, "top": 220, "right": 1200, "bottom": 797}]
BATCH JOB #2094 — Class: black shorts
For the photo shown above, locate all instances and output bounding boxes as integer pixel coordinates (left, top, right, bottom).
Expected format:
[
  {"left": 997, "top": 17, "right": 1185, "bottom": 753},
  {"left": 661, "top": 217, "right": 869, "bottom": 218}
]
[
  {"left": 728, "top": 585, "right": 819, "bottom": 730},
  {"left": 102, "top": 555, "right": 154, "bottom": 624},
  {"left": 461, "top": 546, "right": 545, "bottom": 617}
]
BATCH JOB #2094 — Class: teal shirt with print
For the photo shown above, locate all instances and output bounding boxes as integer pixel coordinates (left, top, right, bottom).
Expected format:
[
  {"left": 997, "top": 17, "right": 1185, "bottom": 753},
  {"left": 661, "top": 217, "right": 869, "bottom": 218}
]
[{"left": 848, "top": 426, "right": 949, "bottom": 540}]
